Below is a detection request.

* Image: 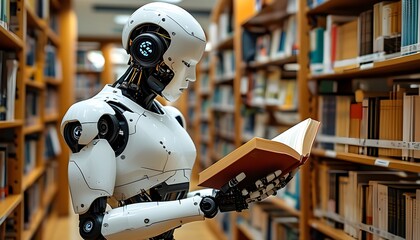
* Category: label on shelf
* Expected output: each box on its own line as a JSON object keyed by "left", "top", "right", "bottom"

{"left": 374, "top": 159, "right": 390, "bottom": 167}
{"left": 324, "top": 150, "right": 337, "bottom": 158}
{"left": 314, "top": 209, "right": 405, "bottom": 240}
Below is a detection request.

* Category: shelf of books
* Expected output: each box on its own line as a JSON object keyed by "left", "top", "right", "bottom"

{"left": 0, "top": 0, "right": 75, "bottom": 239}
{"left": 307, "top": 0, "right": 420, "bottom": 240}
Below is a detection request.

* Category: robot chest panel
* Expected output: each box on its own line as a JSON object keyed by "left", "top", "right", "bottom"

{"left": 116, "top": 110, "right": 196, "bottom": 178}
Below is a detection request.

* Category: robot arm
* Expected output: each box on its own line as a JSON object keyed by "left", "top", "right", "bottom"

{"left": 60, "top": 99, "right": 119, "bottom": 215}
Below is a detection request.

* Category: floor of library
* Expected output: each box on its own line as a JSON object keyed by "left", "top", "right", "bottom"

{"left": 49, "top": 203, "right": 220, "bottom": 240}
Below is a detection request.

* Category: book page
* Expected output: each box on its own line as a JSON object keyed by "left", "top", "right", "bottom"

{"left": 271, "top": 118, "right": 319, "bottom": 156}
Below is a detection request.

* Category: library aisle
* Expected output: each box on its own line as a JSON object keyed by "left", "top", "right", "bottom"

{"left": 48, "top": 202, "right": 220, "bottom": 240}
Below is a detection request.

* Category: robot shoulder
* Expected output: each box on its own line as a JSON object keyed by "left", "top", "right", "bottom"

{"left": 61, "top": 98, "right": 116, "bottom": 146}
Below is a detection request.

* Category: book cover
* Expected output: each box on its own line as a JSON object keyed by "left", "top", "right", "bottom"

{"left": 198, "top": 118, "right": 320, "bottom": 190}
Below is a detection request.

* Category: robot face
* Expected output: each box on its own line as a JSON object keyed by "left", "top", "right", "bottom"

{"left": 122, "top": 2, "right": 206, "bottom": 102}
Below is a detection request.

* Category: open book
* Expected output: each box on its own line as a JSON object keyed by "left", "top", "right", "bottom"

{"left": 198, "top": 118, "right": 321, "bottom": 189}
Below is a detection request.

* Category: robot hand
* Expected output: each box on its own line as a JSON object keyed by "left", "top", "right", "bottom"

{"left": 211, "top": 169, "right": 298, "bottom": 213}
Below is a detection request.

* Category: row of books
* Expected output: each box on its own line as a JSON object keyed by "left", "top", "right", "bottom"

{"left": 214, "top": 113, "right": 235, "bottom": 141}
{"left": 76, "top": 47, "right": 104, "bottom": 72}
{"left": 245, "top": 69, "right": 297, "bottom": 110}
{"left": 0, "top": 0, "right": 18, "bottom": 32}
{"left": 199, "top": 143, "right": 209, "bottom": 168}
{"left": 317, "top": 79, "right": 420, "bottom": 161}
{"left": 25, "top": 89, "right": 40, "bottom": 126}
{"left": 209, "top": 6, "right": 234, "bottom": 47}
{"left": 212, "top": 85, "right": 234, "bottom": 111}
{"left": 310, "top": 0, "right": 420, "bottom": 74}
{"left": 0, "top": 143, "right": 10, "bottom": 199}
{"left": 198, "top": 73, "right": 210, "bottom": 93}
{"left": 44, "top": 124, "right": 61, "bottom": 160}
{"left": 242, "top": 14, "right": 298, "bottom": 64}
{"left": 0, "top": 51, "right": 18, "bottom": 121}
{"left": 26, "top": 0, "right": 49, "bottom": 19}
{"left": 213, "top": 137, "right": 235, "bottom": 160}
{"left": 313, "top": 161, "right": 420, "bottom": 240}
{"left": 238, "top": 201, "right": 299, "bottom": 240}
{"left": 44, "top": 44, "right": 62, "bottom": 79}
{"left": 26, "top": 31, "right": 39, "bottom": 67}
{"left": 24, "top": 134, "right": 38, "bottom": 175}
{"left": 200, "top": 98, "right": 211, "bottom": 120}
{"left": 23, "top": 181, "right": 41, "bottom": 230}
{"left": 75, "top": 73, "right": 101, "bottom": 102}
{"left": 45, "top": 86, "right": 58, "bottom": 116}
{"left": 215, "top": 50, "right": 235, "bottom": 81}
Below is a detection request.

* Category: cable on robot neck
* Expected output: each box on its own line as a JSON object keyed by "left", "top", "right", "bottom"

{"left": 112, "top": 62, "right": 163, "bottom": 113}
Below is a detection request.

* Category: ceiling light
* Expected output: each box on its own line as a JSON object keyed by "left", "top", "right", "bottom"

{"left": 157, "top": 0, "right": 183, "bottom": 3}
{"left": 114, "top": 15, "right": 130, "bottom": 25}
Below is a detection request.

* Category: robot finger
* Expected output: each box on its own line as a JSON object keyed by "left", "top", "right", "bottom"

{"left": 254, "top": 169, "right": 282, "bottom": 189}
{"left": 220, "top": 172, "right": 246, "bottom": 193}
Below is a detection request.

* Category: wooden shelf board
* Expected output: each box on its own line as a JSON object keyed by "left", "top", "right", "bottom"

{"left": 243, "top": 0, "right": 290, "bottom": 30}
{"left": 212, "top": 105, "right": 235, "bottom": 113}
{"left": 46, "top": 27, "right": 60, "bottom": 47}
{"left": 76, "top": 68, "right": 102, "bottom": 74}
{"left": 310, "top": 52, "right": 420, "bottom": 80}
{"left": 215, "top": 35, "right": 234, "bottom": 51}
{"left": 25, "top": 79, "right": 45, "bottom": 90}
{"left": 45, "top": 77, "right": 62, "bottom": 85}
{"left": 23, "top": 123, "right": 44, "bottom": 135}
{"left": 312, "top": 148, "right": 420, "bottom": 173}
{"left": 309, "top": 219, "right": 355, "bottom": 240}
{"left": 266, "top": 196, "right": 301, "bottom": 217}
{"left": 22, "top": 166, "right": 45, "bottom": 191}
{"left": 0, "top": 194, "right": 22, "bottom": 225}
{"left": 307, "top": 0, "right": 380, "bottom": 16}
{"left": 0, "top": 27, "right": 24, "bottom": 50}
{"left": 244, "top": 55, "right": 297, "bottom": 70}
{"left": 44, "top": 112, "right": 59, "bottom": 123}
{"left": 214, "top": 74, "right": 235, "bottom": 85}
{"left": 26, "top": 4, "right": 47, "bottom": 30}
{"left": 0, "top": 120, "right": 23, "bottom": 129}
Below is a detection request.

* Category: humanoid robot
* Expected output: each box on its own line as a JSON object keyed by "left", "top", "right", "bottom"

{"left": 60, "top": 2, "right": 295, "bottom": 240}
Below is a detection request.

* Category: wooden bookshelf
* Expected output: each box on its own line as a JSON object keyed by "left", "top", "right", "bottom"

{"left": 0, "top": 0, "right": 76, "bottom": 238}
{"left": 309, "top": 219, "right": 355, "bottom": 240}
{"left": 306, "top": 0, "right": 420, "bottom": 239}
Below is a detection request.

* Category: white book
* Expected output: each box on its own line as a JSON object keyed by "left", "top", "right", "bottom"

{"left": 6, "top": 59, "right": 18, "bottom": 121}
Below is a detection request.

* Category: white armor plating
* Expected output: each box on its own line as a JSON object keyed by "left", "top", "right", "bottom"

{"left": 68, "top": 139, "right": 116, "bottom": 214}
{"left": 61, "top": 85, "right": 197, "bottom": 212}
{"left": 101, "top": 196, "right": 204, "bottom": 239}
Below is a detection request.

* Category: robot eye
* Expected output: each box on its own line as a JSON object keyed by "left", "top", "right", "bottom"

{"left": 139, "top": 41, "right": 153, "bottom": 57}
{"left": 130, "top": 32, "right": 167, "bottom": 68}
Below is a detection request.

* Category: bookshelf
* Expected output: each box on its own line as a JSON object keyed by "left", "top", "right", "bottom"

{"left": 190, "top": 0, "right": 313, "bottom": 239}
{"left": 307, "top": 1, "right": 420, "bottom": 240}
{"left": 190, "top": 0, "right": 420, "bottom": 240}
{"left": 0, "top": 0, "right": 76, "bottom": 239}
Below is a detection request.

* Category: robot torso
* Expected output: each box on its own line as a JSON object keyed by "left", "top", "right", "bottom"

{"left": 64, "top": 85, "right": 197, "bottom": 202}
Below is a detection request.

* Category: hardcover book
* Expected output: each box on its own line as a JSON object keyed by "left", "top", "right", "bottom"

{"left": 198, "top": 118, "right": 320, "bottom": 190}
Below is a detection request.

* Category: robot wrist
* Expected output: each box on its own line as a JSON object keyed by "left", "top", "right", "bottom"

{"left": 215, "top": 190, "right": 248, "bottom": 213}
{"left": 199, "top": 196, "right": 218, "bottom": 218}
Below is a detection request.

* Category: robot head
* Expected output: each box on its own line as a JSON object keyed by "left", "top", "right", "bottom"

{"left": 122, "top": 2, "right": 207, "bottom": 102}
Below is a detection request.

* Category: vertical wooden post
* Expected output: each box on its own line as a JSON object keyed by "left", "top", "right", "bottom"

{"left": 100, "top": 42, "right": 114, "bottom": 85}
{"left": 297, "top": 0, "right": 311, "bottom": 239}
{"left": 57, "top": 0, "right": 77, "bottom": 216}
